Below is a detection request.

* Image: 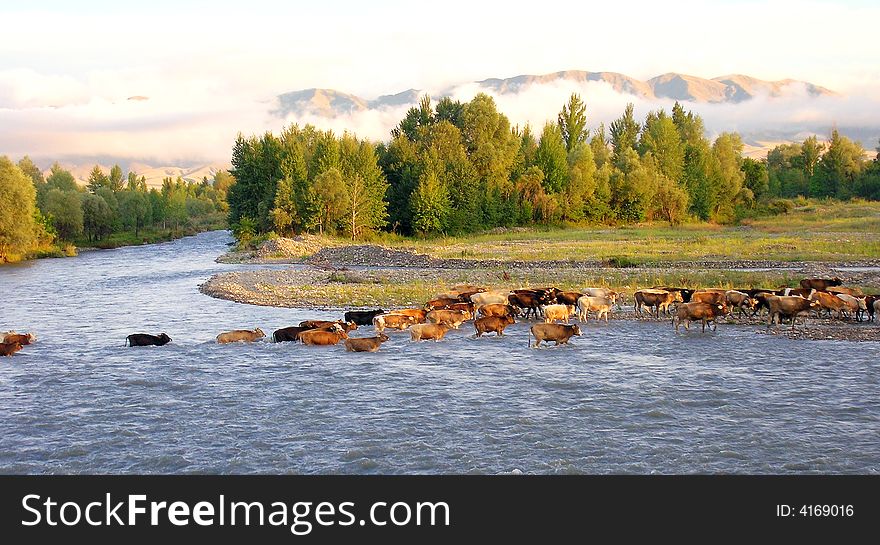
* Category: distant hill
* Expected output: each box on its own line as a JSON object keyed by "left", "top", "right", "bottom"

{"left": 273, "top": 70, "right": 836, "bottom": 117}
{"left": 36, "top": 159, "right": 230, "bottom": 189}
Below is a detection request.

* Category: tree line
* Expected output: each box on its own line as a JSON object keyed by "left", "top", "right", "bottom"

{"left": 0, "top": 157, "right": 230, "bottom": 262}
{"left": 228, "top": 93, "right": 880, "bottom": 240}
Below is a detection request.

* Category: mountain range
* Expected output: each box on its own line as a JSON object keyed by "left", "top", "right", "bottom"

{"left": 274, "top": 70, "right": 835, "bottom": 118}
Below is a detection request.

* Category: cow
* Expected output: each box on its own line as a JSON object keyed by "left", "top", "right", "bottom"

{"left": 775, "top": 287, "right": 815, "bottom": 298}
{"left": 299, "top": 320, "right": 358, "bottom": 332}
{"left": 576, "top": 295, "right": 613, "bottom": 322}
{"left": 0, "top": 332, "right": 36, "bottom": 345}
{"left": 555, "top": 291, "right": 584, "bottom": 307}
{"left": 389, "top": 308, "right": 428, "bottom": 323}
{"left": 273, "top": 326, "right": 315, "bottom": 343}
{"left": 542, "top": 304, "right": 574, "bottom": 324}
{"left": 691, "top": 291, "right": 727, "bottom": 306}
{"left": 474, "top": 315, "right": 515, "bottom": 337}
{"left": 724, "top": 290, "right": 757, "bottom": 318}
{"left": 455, "top": 290, "right": 486, "bottom": 303}
{"left": 529, "top": 323, "right": 581, "bottom": 347}
{"left": 767, "top": 296, "right": 821, "bottom": 329}
{"left": 836, "top": 293, "right": 867, "bottom": 321}
{"left": 477, "top": 303, "right": 518, "bottom": 318}
{"left": 373, "top": 313, "right": 417, "bottom": 332}
{"left": 0, "top": 342, "right": 23, "bottom": 357}
{"left": 800, "top": 277, "right": 842, "bottom": 291}
{"left": 653, "top": 287, "right": 695, "bottom": 303}
{"left": 874, "top": 298, "right": 880, "bottom": 322}
{"left": 809, "top": 291, "right": 850, "bottom": 319}
{"left": 634, "top": 289, "right": 682, "bottom": 317}
{"left": 673, "top": 302, "right": 727, "bottom": 332}
{"left": 126, "top": 333, "right": 172, "bottom": 347}
{"left": 426, "top": 309, "right": 470, "bottom": 329}
{"left": 343, "top": 309, "right": 386, "bottom": 326}
{"left": 216, "top": 328, "right": 265, "bottom": 344}
{"left": 424, "top": 297, "right": 461, "bottom": 311}
{"left": 471, "top": 290, "right": 511, "bottom": 307}
{"left": 750, "top": 291, "right": 777, "bottom": 316}
{"left": 443, "top": 302, "right": 475, "bottom": 316}
{"left": 410, "top": 323, "right": 452, "bottom": 341}
{"left": 300, "top": 327, "right": 348, "bottom": 346}
{"left": 865, "top": 295, "right": 879, "bottom": 322}
{"left": 826, "top": 286, "right": 865, "bottom": 298}
{"left": 344, "top": 333, "right": 390, "bottom": 352}
{"left": 508, "top": 291, "right": 552, "bottom": 319}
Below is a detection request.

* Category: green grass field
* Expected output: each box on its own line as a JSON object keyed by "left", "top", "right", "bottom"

{"left": 383, "top": 200, "right": 880, "bottom": 263}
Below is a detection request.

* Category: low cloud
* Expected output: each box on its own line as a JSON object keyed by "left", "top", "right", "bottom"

{"left": 2, "top": 69, "right": 879, "bottom": 168}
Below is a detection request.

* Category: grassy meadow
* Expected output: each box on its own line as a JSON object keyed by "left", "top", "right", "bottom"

{"left": 382, "top": 200, "right": 880, "bottom": 264}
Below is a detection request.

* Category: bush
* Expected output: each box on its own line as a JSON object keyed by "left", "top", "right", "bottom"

{"left": 603, "top": 255, "right": 640, "bottom": 268}
{"left": 767, "top": 199, "right": 795, "bottom": 215}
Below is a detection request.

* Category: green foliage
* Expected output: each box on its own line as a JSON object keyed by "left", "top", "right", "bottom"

{"left": 410, "top": 169, "right": 450, "bottom": 234}
{"left": 558, "top": 93, "right": 589, "bottom": 153}
{"left": 534, "top": 122, "right": 569, "bottom": 193}
{"left": 87, "top": 165, "right": 110, "bottom": 194}
{"left": 311, "top": 168, "right": 346, "bottom": 234}
{"left": 0, "top": 157, "right": 38, "bottom": 261}
{"left": 81, "top": 193, "right": 115, "bottom": 242}
{"left": 43, "top": 188, "right": 83, "bottom": 241}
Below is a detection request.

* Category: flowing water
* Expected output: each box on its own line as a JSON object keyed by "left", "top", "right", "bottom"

{"left": 1, "top": 231, "right": 878, "bottom": 474}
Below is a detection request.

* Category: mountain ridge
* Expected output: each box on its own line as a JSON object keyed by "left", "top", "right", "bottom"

{"left": 275, "top": 70, "right": 835, "bottom": 118}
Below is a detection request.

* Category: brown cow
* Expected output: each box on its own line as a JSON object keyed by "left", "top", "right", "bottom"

{"left": 474, "top": 315, "right": 515, "bottom": 337}
{"left": 767, "top": 296, "right": 821, "bottom": 329}
{"left": 691, "top": 291, "right": 727, "bottom": 306}
{"left": 444, "top": 302, "right": 475, "bottom": 316}
{"left": 299, "top": 320, "right": 358, "bottom": 332}
{"left": 410, "top": 323, "right": 452, "bottom": 341}
{"left": 0, "top": 332, "right": 36, "bottom": 345}
{"left": 216, "top": 328, "right": 265, "bottom": 344}
{"left": 389, "top": 308, "right": 428, "bottom": 323}
{"left": 555, "top": 291, "right": 584, "bottom": 306}
{"left": 344, "top": 333, "right": 390, "bottom": 352}
{"left": 673, "top": 302, "right": 727, "bottom": 332}
{"left": 826, "top": 286, "right": 865, "bottom": 298}
{"left": 0, "top": 342, "right": 23, "bottom": 357}
{"left": 529, "top": 323, "right": 581, "bottom": 347}
{"left": 800, "top": 277, "right": 842, "bottom": 291}
{"left": 836, "top": 294, "right": 867, "bottom": 321}
{"left": 725, "top": 290, "right": 756, "bottom": 318}
{"left": 300, "top": 327, "right": 348, "bottom": 346}
{"left": 424, "top": 297, "right": 461, "bottom": 310}
{"left": 634, "top": 289, "right": 682, "bottom": 317}
{"left": 809, "top": 291, "right": 849, "bottom": 319}
{"left": 373, "top": 313, "right": 417, "bottom": 332}
{"left": 477, "top": 303, "right": 518, "bottom": 318}
{"left": 426, "top": 309, "right": 470, "bottom": 328}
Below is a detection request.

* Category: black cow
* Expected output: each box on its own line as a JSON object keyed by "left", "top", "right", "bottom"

{"left": 126, "top": 333, "right": 171, "bottom": 347}
{"left": 273, "top": 326, "right": 314, "bottom": 343}
{"left": 343, "top": 309, "right": 386, "bottom": 326}
{"left": 509, "top": 291, "right": 553, "bottom": 319}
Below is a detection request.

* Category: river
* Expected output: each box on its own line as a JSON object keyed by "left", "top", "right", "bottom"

{"left": 0, "top": 231, "right": 878, "bottom": 474}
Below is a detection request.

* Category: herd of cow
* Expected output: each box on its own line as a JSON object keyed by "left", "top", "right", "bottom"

{"left": 2, "top": 277, "right": 876, "bottom": 357}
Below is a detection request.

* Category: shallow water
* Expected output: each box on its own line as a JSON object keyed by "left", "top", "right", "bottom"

{"left": 0, "top": 231, "right": 878, "bottom": 474}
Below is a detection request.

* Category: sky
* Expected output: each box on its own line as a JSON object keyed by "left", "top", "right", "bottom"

{"left": 1, "top": 0, "right": 878, "bottom": 165}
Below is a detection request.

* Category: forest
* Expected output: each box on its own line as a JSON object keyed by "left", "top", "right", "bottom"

{"left": 0, "top": 157, "right": 229, "bottom": 262}
{"left": 226, "top": 93, "right": 880, "bottom": 240}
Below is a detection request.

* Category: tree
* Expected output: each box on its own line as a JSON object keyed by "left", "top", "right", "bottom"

{"left": 86, "top": 165, "right": 110, "bottom": 194}
{"left": 741, "top": 158, "right": 769, "bottom": 202}
{"left": 108, "top": 164, "right": 125, "bottom": 192}
{"left": 562, "top": 143, "right": 597, "bottom": 222}
{"left": 671, "top": 101, "right": 705, "bottom": 145}
{"left": 43, "top": 188, "right": 83, "bottom": 240}
{"left": 410, "top": 169, "right": 450, "bottom": 234}
{"left": 126, "top": 171, "right": 147, "bottom": 192}
{"left": 81, "top": 194, "right": 115, "bottom": 242}
{"left": 17, "top": 156, "right": 45, "bottom": 187}
{"left": 711, "top": 133, "right": 745, "bottom": 221}
{"left": 213, "top": 171, "right": 235, "bottom": 193}
{"left": 638, "top": 110, "right": 684, "bottom": 182}
{"left": 0, "top": 157, "right": 38, "bottom": 261}
{"left": 590, "top": 123, "right": 610, "bottom": 169}
{"left": 534, "top": 123, "right": 569, "bottom": 193}
{"left": 801, "top": 136, "right": 822, "bottom": 178}
{"left": 812, "top": 130, "right": 865, "bottom": 198}
{"left": 312, "top": 168, "right": 346, "bottom": 234}
{"left": 558, "top": 93, "right": 589, "bottom": 153}
{"left": 609, "top": 103, "right": 640, "bottom": 166}
{"left": 118, "top": 190, "right": 152, "bottom": 236}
